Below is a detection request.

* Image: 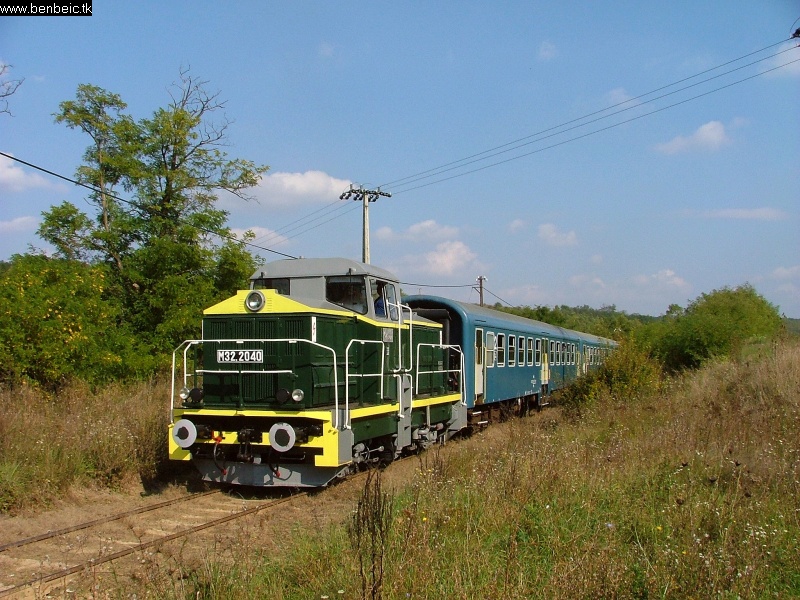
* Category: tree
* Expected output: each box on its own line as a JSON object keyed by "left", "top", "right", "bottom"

{"left": 0, "top": 63, "right": 23, "bottom": 116}
{"left": 641, "top": 284, "right": 782, "bottom": 370}
{"left": 39, "top": 71, "right": 269, "bottom": 356}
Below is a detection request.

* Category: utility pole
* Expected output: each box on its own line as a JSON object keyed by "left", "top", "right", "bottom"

{"left": 476, "top": 275, "right": 487, "bottom": 307}
{"left": 339, "top": 185, "right": 391, "bottom": 264}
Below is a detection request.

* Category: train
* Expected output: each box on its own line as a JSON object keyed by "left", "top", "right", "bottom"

{"left": 169, "top": 257, "right": 616, "bottom": 487}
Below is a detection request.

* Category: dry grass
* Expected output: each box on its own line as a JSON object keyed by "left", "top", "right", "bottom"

{"left": 4, "top": 341, "right": 798, "bottom": 598}
{"left": 171, "top": 339, "right": 798, "bottom": 599}
{"left": 0, "top": 379, "right": 169, "bottom": 512}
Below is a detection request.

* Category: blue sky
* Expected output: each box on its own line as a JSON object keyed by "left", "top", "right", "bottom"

{"left": 1, "top": 2, "right": 798, "bottom": 316}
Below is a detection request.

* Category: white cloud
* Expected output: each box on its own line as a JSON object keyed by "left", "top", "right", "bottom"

{"left": 0, "top": 154, "right": 65, "bottom": 192}
{"left": 318, "top": 42, "right": 335, "bottom": 58}
{"left": 569, "top": 273, "right": 607, "bottom": 290}
{"left": 500, "top": 283, "right": 548, "bottom": 306}
{"left": 590, "top": 254, "right": 603, "bottom": 265}
{"left": 538, "top": 41, "right": 557, "bottom": 62}
{"left": 508, "top": 219, "right": 526, "bottom": 233}
{"left": 695, "top": 207, "right": 788, "bottom": 221}
{"left": 771, "top": 265, "right": 800, "bottom": 280}
{"left": 420, "top": 241, "right": 477, "bottom": 276}
{"left": 251, "top": 170, "right": 352, "bottom": 210}
{"left": 538, "top": 223, "right": 577, "bottom": 247}
{"left": 376, "top": 219, "right": 459, "bottom": 242}
{"left": 633, "top": 269, "right": 690, "bottom": 291}
{"left": 655, "top": 121, "right": 730, "bottom": 154}
{"left": 231, "top": 226, "right": 289, "bottom": 248}
{"left": 764, "top": 41, "right": 800, "bottom": 77}
{"left": 392, "top": 240, "right": 479, "bottom": 278}
{"left": 0, "top": 215, "right": 38, "bottom": 234}
{"left": 604, "top": 87, "right": 636, "bottom": 107}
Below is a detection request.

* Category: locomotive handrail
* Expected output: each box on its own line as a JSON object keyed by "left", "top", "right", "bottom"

{"left": 170, "top": 338, "right": 341, "bottom": 427}
{"left": 400, "top": 303, "right": 413, "bottom": 372}
{"left": 344, "top": 338, "right": 386, "bottom": 430}
{"left": 414, "top": 343, "right": 466, "bottom": 406}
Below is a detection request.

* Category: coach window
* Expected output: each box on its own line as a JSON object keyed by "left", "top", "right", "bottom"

{"left": 486, "top": 332, "right": 496, "bottom": 367}
{"left": 527, "top": 338, "right": 534, "bottom": 366}
{"left": 535, "top": 338, "right": 542, "bottom": 365}
{"left": 549, "top": 340, "right": 555, "bottom": 365}
{"left": 518, "top": 336, "right": 525, "bottom": 366}
{"left": 508, "top": 335, "right": 516, "bottom": 367}
{"left": 497, "top": 333, "right": 506, "bottom": 366}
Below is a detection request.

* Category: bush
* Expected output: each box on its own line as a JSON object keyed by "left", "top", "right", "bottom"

{"left": 557, "top": 340, "right": 662, "bottom": 418}
{"left": 0, "top": 254, "right": 156, "bottom": 387}
{"left": 639, "top": 284, "right": 782, "bottom": 371}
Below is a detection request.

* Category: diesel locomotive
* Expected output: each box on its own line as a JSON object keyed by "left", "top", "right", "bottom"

{"left": 169, "top": 257, "right": 615, "bottom": 487}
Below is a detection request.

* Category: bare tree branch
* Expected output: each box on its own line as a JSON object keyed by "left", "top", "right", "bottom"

{"left": 0, "top": 63, "right": 24, "bottom": 116}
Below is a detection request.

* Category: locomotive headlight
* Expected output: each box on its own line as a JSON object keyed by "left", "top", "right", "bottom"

{"left": 179, "top": 387, "right": 204, "bottom": 404}
{"left": 291, "top": 388, "right": 305, "bottom": 402}
{"left": 245, "top": 290, "right": 265, "bottom": 312}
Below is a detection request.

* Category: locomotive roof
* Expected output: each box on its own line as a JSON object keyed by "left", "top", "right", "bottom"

{"left": 404, "top": 295, "right": 617, "bottom": 346}
{"left": 250, "top": 257, "right": 399, "bottom": 282}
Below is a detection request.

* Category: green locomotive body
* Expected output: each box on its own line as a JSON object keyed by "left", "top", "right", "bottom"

{"left": 169, "top": 258, "right": 466, "bottom": 487}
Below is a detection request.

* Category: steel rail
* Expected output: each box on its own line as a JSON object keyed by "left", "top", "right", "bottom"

{"left": 0, "top": 489, "right": 221, "bottom": 554}
{"left": 0, "top": 490, "right": 310, "bottom": 598}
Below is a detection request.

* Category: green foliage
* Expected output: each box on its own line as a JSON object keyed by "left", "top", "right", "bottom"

{"left": 0, "top": 254, "right": 151, "bottom": 387}
{"left": 16, "top": 71, "right": 266, "bottom": 383}
{"left": 638, "top": 284, "right": 782, "bottom": 370}
{"left": 557, "top": 340, "right": 662, "bottom": 417}
{"left": 497, "top": 303, "right": 654, "bottom": 341}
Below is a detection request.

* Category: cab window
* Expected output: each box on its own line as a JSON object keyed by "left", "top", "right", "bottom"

{"left": 252, "top": 277, "right": 290, "bottom": 295}
{"left": 370, "top": 277, "right": 398, "bottom": 319}
{"left": 326, "top": 276, "right": 367, "bottom": 314}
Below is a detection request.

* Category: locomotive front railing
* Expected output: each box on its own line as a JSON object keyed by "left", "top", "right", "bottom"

{"left": 170, "top": 338, "right": 342, "bottom": 427}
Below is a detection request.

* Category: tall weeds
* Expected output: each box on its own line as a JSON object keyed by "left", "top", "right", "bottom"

{"left": 0, "top": 379, "right": 169, "bottom": 512}
{"left": 348, "top": 469, "right": 394, "bottom": 600}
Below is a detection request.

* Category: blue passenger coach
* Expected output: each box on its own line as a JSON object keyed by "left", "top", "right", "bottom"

{"left": 405, "top": 296, "right": 616, "bottom": 419}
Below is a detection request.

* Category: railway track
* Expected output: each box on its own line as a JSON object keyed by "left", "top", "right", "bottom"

{"left": 0, "top": 486, "right": 310, "bottom": 598}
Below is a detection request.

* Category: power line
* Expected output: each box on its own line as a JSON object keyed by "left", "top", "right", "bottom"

{"left": 264, "top": 38, "right": 798, "bottom": 246}
{"left": 379, "top": 39, "right": 789, "bottom": 191}
{"left": 385, "top": 43, "right": 800, "bottom": 194}
{"left": 390, "top": 54, "right": 800, "bottom": 195}
{"left": 0, "top": 150, "right": 299, "bottom": 260}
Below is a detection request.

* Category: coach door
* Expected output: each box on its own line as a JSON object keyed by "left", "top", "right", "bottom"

{"left": 474, "top": 328, "right": 485, "bottom": 403}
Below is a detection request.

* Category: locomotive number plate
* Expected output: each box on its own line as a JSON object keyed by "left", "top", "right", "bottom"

{"left": 216, "top": 349, "right": 263, "bottom": 363}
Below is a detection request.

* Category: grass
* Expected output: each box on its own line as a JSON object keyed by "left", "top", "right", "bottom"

{"left": 0, "top": 378, "right": 169, "bottom": 512}
{"left": 147, "top": 340, "right": 798, "bottom": 599}
{"left": 2, "top": 340, "right": 798, "bottom": 598}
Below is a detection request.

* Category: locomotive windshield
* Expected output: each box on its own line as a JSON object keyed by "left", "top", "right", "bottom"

{"left": 326, "top": 275, "right": 368, "bottom": 314}
{"left": 251, "top": 277, "right": 290, "bottom": 295}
